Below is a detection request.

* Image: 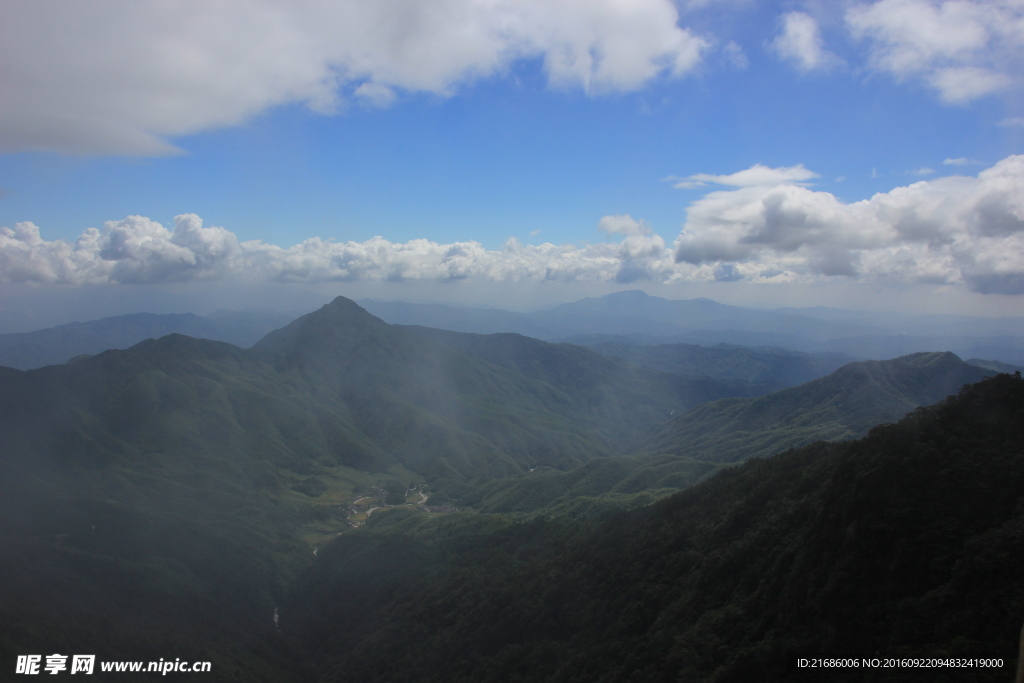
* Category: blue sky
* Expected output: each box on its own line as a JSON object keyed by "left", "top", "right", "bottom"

{"left": 2, "top": 0, "right": 1024, "bottom": 327}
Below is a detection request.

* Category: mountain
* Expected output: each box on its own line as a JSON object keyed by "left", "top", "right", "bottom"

{"left": 0, "top": 309, "right": 297, "bottom": 370}
{"left": 2, "top": 295, "right": 1017, "bottom": 681}
{"left": 362, "top": 290, "right": 874, "bottom": 342}
{"left": 637, "top": 351, "right": 991, "bottom": 463}
{"left": 0, "top": 296, "right": 767, "bottom": 678}
{"left": 248, "top": 298, "right": 764, "bottom": 477}
{"left": 566, "top": 336, "right": 854, "bottom": 395}
{"left": 282, "top": 372, "right": 1024, "bottom": 683}
{"left": 448, "top": 351, "right": 992, "bottom": 515}
{"left": 356, "top": 299, "right": 545, "bottom": 337}
{"left": 529, "top": 290, "right": 871, "bottom": 339}
{"left": 361, "top": 290, "right": 1024, "bottom": 365}
{"left": 968, "top": 357, "right": 1024, "bottom": 374}
{"left": 0, "top": 297, "right": 744, "bottom": 500}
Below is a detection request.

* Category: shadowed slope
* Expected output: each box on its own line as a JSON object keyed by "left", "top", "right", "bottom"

{"left": 637, "top": 351, "right": 991, "bottom": 463}
{"left": 283, "top": 373, "right": 1024, "bottom": 683}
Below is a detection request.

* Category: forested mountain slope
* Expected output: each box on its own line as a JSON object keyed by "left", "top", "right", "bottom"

{"left": 638, "top": 351, "right": 990, "bottom": 463}
{"left": 283, "top": 372, "right": 1024, "bottom": 683}
{"left": 569, "top": 336, "right": 854, "bottom": 395}
{"left": 2, "top": 296, "right": 1013, "bottom": 681}
{"left": 0, "top": 297, "right": 754, "bottom": 678}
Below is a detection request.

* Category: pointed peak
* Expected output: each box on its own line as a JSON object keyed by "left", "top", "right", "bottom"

{"left": 250, "top": 296, "right": 389, "bottom": 362}
{"left": 317, "top": 295, "right": 383, "bottom": 316}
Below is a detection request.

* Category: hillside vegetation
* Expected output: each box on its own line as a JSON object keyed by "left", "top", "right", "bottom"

{"left": 568, "top": 337, "right": 854, "bottom": 395}
{"left": 284, "top": 373, "right": 1024, "bottom": 683}
{"left": 638, "top": 351, "right": 989, "bottom": 463}
{"left": 0, "top": 296, "right": 1013, "bottom": 681}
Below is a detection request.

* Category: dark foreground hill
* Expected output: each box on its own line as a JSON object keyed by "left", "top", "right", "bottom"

{"left": 283, "top": 372, "right": 1024, "bottom": 683}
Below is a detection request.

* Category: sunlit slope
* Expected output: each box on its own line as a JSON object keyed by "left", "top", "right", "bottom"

{"left": 283, "top": 373, "right": 1024, "bottom": 683}
{"left": 637, "top": 351, "right": 991, "bottom": 463}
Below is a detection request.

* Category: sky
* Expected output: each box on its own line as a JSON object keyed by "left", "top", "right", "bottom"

{"left": 2, "top": 0, "right": 1024, "bottom": 330}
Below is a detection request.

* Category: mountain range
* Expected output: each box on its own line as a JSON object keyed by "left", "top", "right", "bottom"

{"left": 6, "top": 289, "right": 1024, "bottom": 372}
{"left": 0, "top": 309, "right": 296, "bottom": 370}
{"left": 361, "top": 290, "right": 1024, "bottom": 364}
{"left": 1, "top": 295, "right": 1020, "bottom": 680}
{"left": 285, "top": 372, "right": 1024, "bottom": 683}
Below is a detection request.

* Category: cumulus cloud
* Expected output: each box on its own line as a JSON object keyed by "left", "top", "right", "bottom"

{"left": 598, "top": 215, "right": 651, "bottom": 236}
{"left": 770, "top": 12, "right": 842, "bottom": 73}
{"left": 0, "top": 213, "right": 677, "bottom": 288}
{"left": 5, "top": 158, "right": 1024, "bottom": 294}
{"left": 847, "top": 0, "right": 1024, "bottom": 103}
{"left": 0, "top": 0, "right": 709, "bottom": 156}
{"left": 673, "top": 156, "right": 1024, "bottom": 293}
{"left": 667, "top": 163, "right": 819, "bottom": 189}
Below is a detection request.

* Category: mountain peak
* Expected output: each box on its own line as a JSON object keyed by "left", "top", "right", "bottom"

{"left": 250, "top": 296, "right": 389, "bottom": 367}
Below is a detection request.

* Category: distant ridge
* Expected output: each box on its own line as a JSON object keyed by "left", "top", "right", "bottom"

{"left": 569, "top": 336, "right": 855, "bottom": 395}
{"left": 638, "top": 351, "right": 990, "bottom": 463}
{"left": 0, "top": 309, "right": 297, "bottom": 370}
{"left": 361, "top": 290, "right": 1024, "bottom": 365}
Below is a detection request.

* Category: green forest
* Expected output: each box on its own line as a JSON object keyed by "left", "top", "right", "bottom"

{"left": 0, "top": 297, "right": 1020, "bottom": 681}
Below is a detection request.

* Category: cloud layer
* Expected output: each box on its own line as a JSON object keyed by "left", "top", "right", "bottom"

{"left": 4, "top": 157, "right": 1024, "bottom": 294}
{"left": 0, "top": 0, "right": 707, "bottom": 155}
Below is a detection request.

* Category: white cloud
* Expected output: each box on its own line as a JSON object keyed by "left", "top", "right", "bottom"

{"left": 0, "top": 0, "right": 708, "bottom": 156}
{"left": 943, "top": 157, "right": 983, "bottom": 166}
{"left": 6, "top": 158, "right": 1024, "bottom": 294}
{"left": 929, "top": 66, "right": 1011, "bottom": 104}
{"left": 668, "top": 163, "right": 819, "bottom": 189}
{"left": 770, "top": 12, "right": 841, "bottom": 73}
{"left": 847, "top": 0, "right": 1024, "bottom": 103}
{"left": 354, "top": 83, "right": 398, "bottom": 109}
{"left": 673, "top": 156, "right": 1024, "bottom": 293}
{"left": 598, "top": 215, "right": 651, "bottom": 236}
{"left": 0, "top": 213, "right": 677, "bottom": 287}
{"left": 998, "top": 117, "right": 1024, "bottom": 128}
{"left": 723, "top": 41, "right": 749, "bottom": 70}
{"left": 909, "top": 167, "right": 935, "bottom": 175}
